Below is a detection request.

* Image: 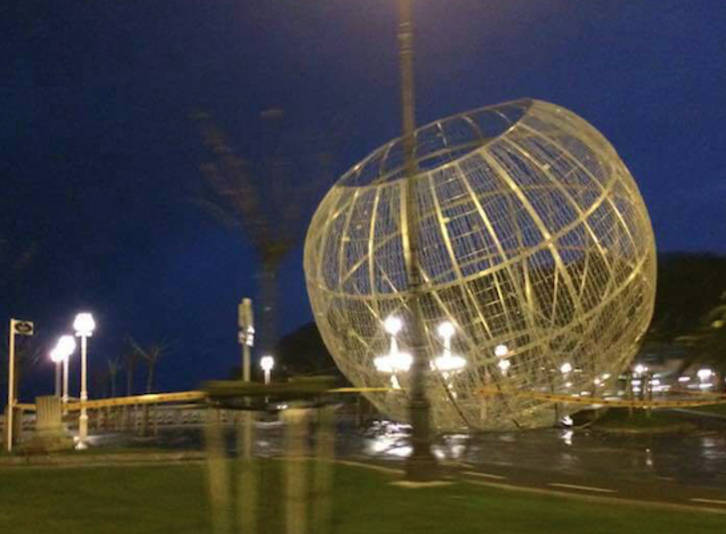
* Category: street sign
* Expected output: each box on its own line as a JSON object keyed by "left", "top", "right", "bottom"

{"left": 238, "top": 298, "right": 253, "bottom": 329}
{"left": 12, "top": 320, "right": 34, "bottom": 336}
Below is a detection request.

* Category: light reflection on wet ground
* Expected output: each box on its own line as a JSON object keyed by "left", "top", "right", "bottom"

{"left": 109, "top": 411, "right": 726, "bottom": 490}
{"left": 360, "top": 419, "right": 726, "bottom": 489}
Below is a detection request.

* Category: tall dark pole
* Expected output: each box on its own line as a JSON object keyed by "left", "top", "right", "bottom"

{"left": 398, "top": 0, "right": 439, "bottom": 481}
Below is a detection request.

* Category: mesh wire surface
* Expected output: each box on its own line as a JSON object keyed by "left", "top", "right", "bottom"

{"left": 304, "top": 99, "right": 657, "bottom": 431}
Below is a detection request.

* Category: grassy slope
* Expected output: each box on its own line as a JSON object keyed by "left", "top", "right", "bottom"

{"left": 0, "top": 462, "right": 723, "bottom": 534}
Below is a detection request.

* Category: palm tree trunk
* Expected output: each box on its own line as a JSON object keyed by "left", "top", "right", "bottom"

{"left": 127, "top": 361, "right": 135, "bottom": 396}
{"left": 146, "top": 361, "right": 155, "bottom": 394}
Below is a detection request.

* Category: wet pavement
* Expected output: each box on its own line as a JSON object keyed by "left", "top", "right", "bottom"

{"left": 91, "top": 409, "right": 726, "bottom": 506}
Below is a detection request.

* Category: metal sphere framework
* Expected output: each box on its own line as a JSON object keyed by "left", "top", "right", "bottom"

{"left": 304, "top": 99, "right": 656, "bottom": 431}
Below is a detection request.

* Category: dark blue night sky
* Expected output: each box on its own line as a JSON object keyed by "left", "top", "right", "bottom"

{"left": 2, "top": 0, "right": 725, "bottom": 399}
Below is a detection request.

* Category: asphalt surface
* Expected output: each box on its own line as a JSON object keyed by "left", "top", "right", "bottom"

{"left": 61, "top": 409, "right": 726, "bottom": 513}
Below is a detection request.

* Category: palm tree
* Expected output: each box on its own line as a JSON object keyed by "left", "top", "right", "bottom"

{"left": 193, "top": 110, "right": 336, "bottom": 359}
{"left": 107, "top": 357, "right": 121, "bottom": 398}
{"left": 125, "top": 338, "right": 173, "bottom": 394}
{"left": 125, "top": 351, "right": 137, "bottom": 396}
{"left": 125, "top": 338, "right": 173, "bottom": 436}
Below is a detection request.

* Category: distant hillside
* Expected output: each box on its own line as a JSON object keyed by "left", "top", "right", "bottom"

{"left": 652, "top": 253, "right": 726, "bottom": 337}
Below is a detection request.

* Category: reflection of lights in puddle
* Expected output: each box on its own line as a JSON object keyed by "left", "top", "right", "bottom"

{"left": 368, "top": 435, "right": 412, "bottom": 457}
{"left": 561, "top": 430, "right": 574, "bottom": 446}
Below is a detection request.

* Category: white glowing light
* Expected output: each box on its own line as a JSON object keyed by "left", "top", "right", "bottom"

{"left": 57, "top": 335, "right": 76, "bottom": 357}
{"left": 497, "top": 358, "right": 511, "bottom": 372}
{"left": 634, "top": 364, "right": 647, "bottom": 375}
{"left": 384, "top": 316, "right": 403, "bottom": 335}
{"left": 374, "top": 352, "right": 413, "bottom": 373}
{"left": 494, "top": 344, "right": 509, "bottom": 358}
{"left": 697, "top": 369, "right": 713, "bottom": 381}
{"left": 73, "top": 313, "right": 96, "bottom": 337}
{"left": 433, "top": 354, "right": 467, "bottom": 373}
{"left": 560, "top": 362, "right": 573, "bottom": 374}
{"left": 260, "top": 355, "right": 275, "bottom": 372}
{"left": 437, "top": 321, "right": 455, "bottom": 340}
{"left": 49, "top": 347, "right": 66, "bottom": 364}
{"left": 678, "top": 376, "right": 691, "bottom": 383}
{"left": 390, "top": 375, "right": 402, "bottom": 390}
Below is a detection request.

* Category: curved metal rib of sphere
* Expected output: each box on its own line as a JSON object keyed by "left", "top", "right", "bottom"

{"left": 304, "top": 99, "right": 656, "bottom": 432}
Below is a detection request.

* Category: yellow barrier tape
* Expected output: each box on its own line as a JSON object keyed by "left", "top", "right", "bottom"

{"left": 476, "top": 386, "right": 726, "bottom": 408}
{"left": 18, "top": 386, "right": 724, "bottom": 413}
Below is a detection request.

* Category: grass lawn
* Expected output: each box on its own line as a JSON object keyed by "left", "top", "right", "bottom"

{"left": 0, "top": 461, "right": 723, "bottom": 534}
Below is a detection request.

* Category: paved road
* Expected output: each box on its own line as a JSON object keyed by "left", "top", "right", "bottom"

{"left": 348, "top": 413, "right": 726, "bottom": 512}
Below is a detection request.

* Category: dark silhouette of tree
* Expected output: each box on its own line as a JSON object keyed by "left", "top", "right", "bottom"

{"left": 126, "top": 338, "right": 173, "bottom": 394}
{"left": 273, "top": 322, "right": 346, "bottom": 382}
{"left": 107, "top": 357, "right": 121, "bottom": 398}
{"left": 193, "top": 109, "right": 337, "bottom": 360}
{"left": 650, "top": 254, "right": 726, "bottom": 336}
{"left": 124, "top": 346, "right": 140, "bottom": 396}
{"left": 675, "top": 291, "right": 726, "bottom": 390}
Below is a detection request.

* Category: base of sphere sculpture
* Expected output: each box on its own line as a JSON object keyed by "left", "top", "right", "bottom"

{"left": 304, "top": 99, "right": 656, "bottom": 432}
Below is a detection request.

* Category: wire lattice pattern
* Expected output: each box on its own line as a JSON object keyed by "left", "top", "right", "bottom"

{"left": 304, "top": 99, "right": 657, "bottom": 431}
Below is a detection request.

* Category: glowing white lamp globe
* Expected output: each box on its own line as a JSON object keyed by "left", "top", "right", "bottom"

{"left": 384, "top": 316, "right": 403, "bottom": 336}
{"left": 50, "top": 347, "right": 65, "bottom": 364}
{"left": 260, "top": 355, "right": 275, "bottom": 372}
{"left": 57, "top": 335, "right": 77, "bottom": 357}
{"left": 494, "top": 345, "right": 509, "bottom": 358}
{"left": 73, "top": 313, "right": 96, "bottom": 337}
{"left": 304, "top": 99, "right": 657, "bottom": 431}
{"left": 437, "top": 321, "right": 455, "bottom": 340}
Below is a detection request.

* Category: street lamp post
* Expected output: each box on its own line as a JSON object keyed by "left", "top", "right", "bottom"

{"left": 73, "top": 313, "right": 95, "bottom": 450}
{"left": 50, "top": 348, "right": 63, "bottom": 398}
{"left": 238, "top": 298, "right": 255, "bottom": 382}
{"left": 56, "top": 335, "right": 76, "bottom": 407}
{"left": 396, "top": 0, "right": 439, "bottom": 481}
{"left": 260, "top": 355, "right": 275, "bottom": 385}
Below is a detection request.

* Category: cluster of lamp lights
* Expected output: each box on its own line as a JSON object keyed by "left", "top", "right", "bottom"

{"left": 373, "top": 317, "right": 468, "bottom": 388}
{"left": 371, "top": 317, "right": 586, "bottom": 381}
{"left": 49, "top": 312, "right": 96, "bottom": 450}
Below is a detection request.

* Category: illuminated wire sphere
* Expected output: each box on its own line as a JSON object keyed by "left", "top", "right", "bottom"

{"left": 304, "top": 99, "right": 656, "bottom": 431}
